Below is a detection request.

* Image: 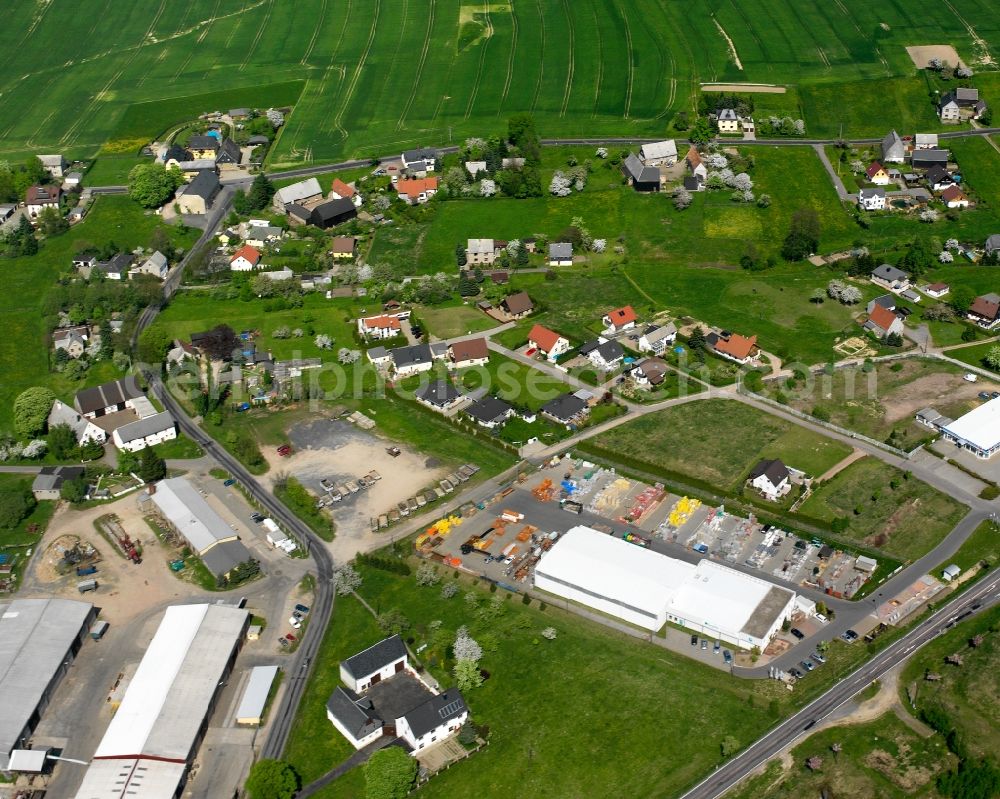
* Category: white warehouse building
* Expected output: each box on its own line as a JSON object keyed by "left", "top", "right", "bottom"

{"left": 941, "top": 396, "right": 1000, "bottom": 459}
{"left": 74, "top": 603, "right": 248, "bottom": 799}
{"left": 534, "top": 526, "right": 796, "bottom": 650}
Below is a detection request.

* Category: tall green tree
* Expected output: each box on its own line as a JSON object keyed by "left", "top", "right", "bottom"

{"left": 48, "top": 423, "right": 79, "bottom": 459}
{"left": 364, "top": 748, "right": 418, "bottom": 799}
{"left": 138, "top": 447, "right": 166, "bottom": 482}
{"left": 128, "top": 163, "right": 183, "bottom": 209}
{"left": 247, "top": 173, "right": 276, "bottom": 210}
{"left": 138, "top": 326, "right": 172, "bottom": 364}
{"left": 0, "top": 483, "right": 36, "bottom": 528}
{"left": 13, "top": 387, "right": 56, "bottom": 439}
{"left": 245, "top": 759, "right": 298, "bottom": 799}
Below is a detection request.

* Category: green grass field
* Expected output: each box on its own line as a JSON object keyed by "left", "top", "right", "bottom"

{"left": 934, "top": 520, "right": 1000, "bottom": 575}
{"left": 801, "top": 458, "right": 967, "bottom": 561}
{"left": 5, "top": 0, "right": 1000, "bottom": 169}
{"left": 419, "top": 304, "right": 499, "bottom": 339}
{"left": 588, "top": 398, "right": 852, "bottom": 490}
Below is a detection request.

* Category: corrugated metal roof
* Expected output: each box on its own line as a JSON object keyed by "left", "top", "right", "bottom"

{"left": 234, "top": 665, "right": 279, "bottom": 723}
{"left": 149, "top": 477, "right": 238, "bottom": 554}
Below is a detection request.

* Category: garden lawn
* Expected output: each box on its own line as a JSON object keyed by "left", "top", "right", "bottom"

{"left": 419, "top": 304, "right": 499, "bottom": 339}
{"left": 948, "top": 136, "right": 1000, "bottom": 212}
{"left": 458, "top": 352, "right": 574, "bottom": 412}
{"left": 285, "top": 563, "right": 790, "bottom": 799}
{"left": 800, "top": 458, "right": 966, "bottom": 561}
{"left": 934, "top": 520, "right": 1000, "bottom": 575}
{"left": 587, "top": 399, "right": 851, "bottom": 490}
{"left": 0, "top": 195, "right": 197, "bottom": 434}
{"left": 900, "top": 604, "right": 1000, "bottom": 762}
{"left": 948, "top": 341, "right": 1000, "bottom": 373}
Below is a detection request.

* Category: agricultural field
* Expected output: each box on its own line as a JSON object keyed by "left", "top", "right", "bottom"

{"left": 763, "top": 358, "right": 999, "bottom": 451}
{"left": 586, "top": 398, "right": 853, "bottom": 491}
{"left": 284, "top": 560, "right": 792, "bottom": 799}
{"left": 6, "top": 0, "right": 1000, "bottom": 170}
{"left": 800, "top": 458, "right": 967, "bottom": 561}
{"left": 0, "top": 196, "right": 197, "bottom": 434}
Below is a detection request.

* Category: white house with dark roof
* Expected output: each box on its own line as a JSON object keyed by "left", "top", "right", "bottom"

{"left": 717, "top": 108, "right": 740, "bottom": 133}
{"left": 871, "top": 263, "right": 910, "bottom": 292}
{"left": 880, "top": 130, "right": 906, "bottom": 163}
{"left": 111, "top": 411, "right": 177, "bottom": 453}
{"left": 579, "top": 338, "right": 624, "bottom": 371}
{"left": 548, "top": 242, "right": 573, "bottom": 266}
{"left": 465, "top": 396, "right": 514, "bottom": 428}
{"left": 415, "top": 381, "right": 465, "bottom": 413}
{"left": 858, "top": 187, "right": 886, "bottom": 211}
{"left": 129, "top": 250, "right": 168, "bottom": 280}
{"left": 48, "top": 399, "right": 106, "bottom": 445}
{"left": 340, "top": 635, "right": 408, "bottom": 692}
{"left": 74, "top": 376, "right": 144, "bottom": 419}
{"left": 748, "top": 459, "right": 791, "bottom": 501}
{"left": 638, "top": 323, "right": 677, "bottom": 355}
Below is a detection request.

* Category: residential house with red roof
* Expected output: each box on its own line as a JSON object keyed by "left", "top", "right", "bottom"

{"left": 357, "top": 314, "right": 403, "bottom": 341}
{"left": 941, "top": 185, "right": 970, "bottom": 208}
{"left": 707, "top": 331, "right": 760, "bottom": 365}
{"left": 968, "top": 293, "right": 1000, "bottom": 330}
{"left": 396, "top": 177, "right": 438, "bottom": 204}
{"left": 230, "top": 245, "right": 262, "bottom": 271}
{"left": 602, "top": 305, "right": 637, "bottom": 333}
{"left": 863, "top": 304, "right": 903, "bottom": 340}
{"left": 527, "top": 324, "right": 570, "bottom": 363}
{"left": 447, "top": 338, "right": 490, "bottom": 369}
{"left": 865, "top": 162, "right": 890, "bottom": 185}
{"left": 331, "top": 179, "right": 362, "bottom": 208}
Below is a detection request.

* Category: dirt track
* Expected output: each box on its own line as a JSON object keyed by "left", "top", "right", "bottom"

{"left": 905, "top": 44, "right": 967, "bottom": 69}
{"left": 700, "top": 83, "right": 787, "bottom": 94}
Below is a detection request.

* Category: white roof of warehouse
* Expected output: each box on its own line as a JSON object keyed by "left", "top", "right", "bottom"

{"left": 640, "top": 140, "right": 677, "bottom": 161}
{"left": 0, "top": 599, "right": 93, "bottom": 769}
{"left": 149, "top": 477, "right": 237, "bottom": 554}
{"left": 942, "top": 397, "right": 1000, "bottom": 451}
{"left": 235, "top": 665, "right": 280, "bottom": 722}
{"left": 534, "top": 526, "right": 693, "bottom": 617}
{"left": 74, "top": 758, "right": 187, "bottom": 799}
{"left": 92, "top": 604, "right": 247, "bottom": 762}
{"left": 666, "top": 559, "right": 794, "bottom": 641}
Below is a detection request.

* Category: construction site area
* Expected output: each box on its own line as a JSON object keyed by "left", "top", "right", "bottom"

{"left": 415, "top": 455, "right": 878, "bottom": 601}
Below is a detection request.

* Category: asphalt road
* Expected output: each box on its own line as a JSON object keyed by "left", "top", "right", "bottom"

{"left": 679, "top": 568, "right": 1000, "bottom": 799}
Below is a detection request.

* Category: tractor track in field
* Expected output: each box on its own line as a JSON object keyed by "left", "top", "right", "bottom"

{"left": 464, "top": 1, "right": 493, "bottom": 119}
{"left": 318, "top": 0, "right": 353, "bottom": 138}
{"left": 139, "top": 50, "right": 170, "bottom": 89}
{"left": 500, "top": 0, "right": 519, "bottom": 108}
{"left": 589, "top": 2, "right": 603, "bottom": 117}
{"left": 529, "top": 0, "right": 546, "bottom": 112}
{"left": 398, "top": 0, "right": 433, "bottom": 131}
{"left": 620, "top": 4, "right": 636, "bottom": 117}
{"left": 830, "top": 0, "right": 891, "bottom": 72}
{"left": 558, "top": 0, "right": 575, "bottom": 117}
{"left": 240, "top": 0, "right": 274, "bottom": 72}
{"left": 300, "top": 0, "right": 328, "bottom": 66}
{"left": 331, "top": 0, "right": 381, "bottom": 141}
{"left": 177, "top": 0, "right": 221, "bottom": 75}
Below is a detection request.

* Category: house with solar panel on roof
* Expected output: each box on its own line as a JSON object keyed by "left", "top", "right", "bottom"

{"left": 327, "top": 634, "right": 469, "bottom": 752}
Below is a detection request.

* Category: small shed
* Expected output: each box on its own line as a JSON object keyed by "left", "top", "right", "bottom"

{"left": 942, "top": 564, "right": 961, "bottom": 582}
{"left": 235, "top": 665, "right": 280, "bottom": 725}
{"left": 247, "top": 624, "right": 262, "bottom": 641}
{"left": 854, "top": 555, "right": 878, "bottom": 573}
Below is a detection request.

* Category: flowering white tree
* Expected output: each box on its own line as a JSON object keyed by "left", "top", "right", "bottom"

{"left": 956, "top": 66, "right": 974, "bottom": 78}
{"left": 717, "top": 168, "right": 736, "bottom": 186}
{"left": 415, "top": 563, "right": 440, "bottom": 587}
{"left": 850, "top": 160, "right": 865, "bottom": 173}
{"left": 705, "top": 153, "right": 728, "bottom": 169}
{"left": 591, "top": 238, "right": 607, "bottom": 253}
{"left": 541, "top": 627, "right": 557, "bottom": 640}
{"left": 794, "top": 119, "right": 806, "bottom": 135}
{"left": 454, "top": 626, "right": 483, "bottom": 663}
{"left": 480, "top": 179, "right": 496, "bottom": 197}
{"left": 314, "top": 334, "right": 334, "bottom": 349}
{"left": 0, "top": 443, "right": 23, "bottom": 462}
{"left": 549, "top": 172, "right": 572, "bottom": 196}
{"left": 465, "top": 136, "right": 486, "bottom": 151}
{"left": 334, "top": 563, "right": 362, "bottom": 595}
{"left": 338, "top": 347, "right": 361, "bottom": 364}
{"left": 945, "top": 238, "right": 960, "bottom": 250}
{"left": 742, "top": 190, "right": 755, "bottom": 203}
{"left": 920, "top": 209, "right": 939, "bottom": 223}
{"left": 506, "top": 239, "right": 522, "bottom": 256}
{"left": 733, "top": 172, "right": 753, "bottom": 191}
{"left": 840, "top": 286, "right": 862, "bottom": 304}
{"left": 596, "top": 147, "right": 608, "bottom": 159}
{"left": 357, "top": 264, "right": 374, "bottom": 281}
{"left": 827, "top": 279, "right": 846, "bottom": 300}
{"left": 22, "top": 440, "right": 47, "bottom": 459}
{"left": 371, "top": 194, "right": 391, "bottom": 211}
{"left": 292, "top": 328, "right": 304, "bottom": 338}
{"left": 850, "top": 245, "right": 870, "bottom": 258}
{"left": 939, "top": 250, "right": 955, "bottom": 263}
{"left": 440, "top": 582, "right": 459, "bottom": 599}
{"left": 673, "top": 187, "right": 692, "bottom": 210}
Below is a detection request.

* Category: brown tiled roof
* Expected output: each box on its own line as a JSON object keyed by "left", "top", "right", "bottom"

{"left": 449, "top": 337, "right": 489, "bottom": 362}
{"left": 528, "top": 324, "right": 563, "bottom": 352}
{"left": 714, "top": 333, "right": 757, "bottom": 360}
{"left": 396, "top": 177, "right": 438, "bottom": 197}
{"left": 970, "top": 296, "right": 1000, "bottom": 321}
{"left": 501, "top": 291, "right": 533, "bottom": 314}
{"left": 331, "top": 178, "right": 355, "bottom": 198}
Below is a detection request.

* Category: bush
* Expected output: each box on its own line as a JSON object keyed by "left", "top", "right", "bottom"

{"left": 356, "top": 552, "right": 411, "bottom": 575}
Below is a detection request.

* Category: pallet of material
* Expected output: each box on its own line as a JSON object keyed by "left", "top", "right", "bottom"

{"left": 441, "top": 479, "right": 454, "bottom": 493}
{"left": 501, "top": 509, "right": 524, "bottom": 523}
{"left": 515, "top": 529, "right": 532, "bottom": 542}
{"left": 434, "top": 487, "right": 446, "bottom": 499}
{"left": 366, "top": 470, "right": 382, "bottom": 481}
{"left": 500, "top": 486, "right": 515, "bottom": 498}
{"left": 346, "top": 481, "right": 360, "bottom": 493}
{"left": 378, "top": 515, "right": 389, "bottom": 529}
{"left": 474, "top": 536, "right": 494, "bottom": 551}
{"left": 370, "top": 518, "right": 379, "bottom": 532}
{"left": 415, "top": 494, "right": 427, "bottom": 507}
{"left": 502, "top": 543, "right": 518, "bottom": 557}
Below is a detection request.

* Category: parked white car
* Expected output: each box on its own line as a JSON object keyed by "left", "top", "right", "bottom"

{"left": 288, "top": 616, "right": 302, "bottom": 629}
{"left": 964, "top": 373, "right": 978, "bottom": 383}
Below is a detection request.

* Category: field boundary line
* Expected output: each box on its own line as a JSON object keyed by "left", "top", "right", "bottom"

{"left": 500, "top": 0, "right": 519, "bottom": 107}
{"left": 239, "top": 0, "right": 274, "bottom": 72}
{"left": 464, "top": 1, "right": 493, "bottom": 119}
{"left": 397, "top": 0, "right": 435, "bottom": 130}
{"left": 558, "top": 0, "right": 575, "bottom": 117}
{"left": 300, "top": 0, "right": 329, "bottom": 66}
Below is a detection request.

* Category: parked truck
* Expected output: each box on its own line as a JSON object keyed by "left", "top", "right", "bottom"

{"left": 77, "top": 579, "right": 98, "bottom": 593}
{"left": 76, "top": 565, "right": 97, "bottom": 577}
{"left": 90, "top": 620, "right": 109, "bottom": 640}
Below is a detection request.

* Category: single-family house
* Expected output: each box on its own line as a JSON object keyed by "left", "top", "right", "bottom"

{"left": 914, "top": 133, "right": 939, "bottom": 150}
{"left": 465, "top": 396, "right": 515, "bottom": 428}
{"left": 230, "top": 245, "right": 262, "bottom": 272}
{"left": 748, "top": 459, "right": 791, "bottom": 501}
{"left": 867, "top": 294, "right": 896, "bottom": 315}
{"left": 308, "top": 198, "right": 357, "bottom": 229}
{"left": 717, "top": 108, "right": 740, "bottom": 133}
{"left": 941, "top": 185, "right": 970, "bottom": 208}
{"left": 187, "top": 135, "right": 220, "bottom": 160}
{"left": 858, "top": 187, "right": 886, "bottom": 211}
{"left": 74, "top": 376, "right": 144, "bottom": 419}
{"left": 911, "top": 149, "right": 950, "bottom": 169}
{"left": 396, "top": 177, "right": 438, "bottom": 204}
{"left": 48, "top": 399, "right": 106, "bottom": 445}
{"left": 579, "top": 338, "right": 624, "bottom": 371}
{"left": 871, "top": 263, "right": 911, "bottom": 292}
{"left": 331, "top": 179, "right": 362, "bottom": 207}
{"left": 111, "top": 411, "right": 177, "bottom": 453}
{"left": 32, "top": 465, "right": 85, "bottom": 501}
{"left": 52, "top": 324, "right": 93, "bottom": 358}
{"left": 548, "top": 242, "right": 573, "bottom": 266}
{"left": 466, "top": 238, "right": 498, "bottom": 265}
{"left": 162, "top": 144, "right": 193, "bottom": 169}
{"left": 63, "top": 171, "right": 82, "bottom": 190}
{"left": 26, "top": 185, "right": 61, "bottom": 217}
{"left": 621, "top": 154, "right": 661, "bottom": 192}
{"left": 629, "top": 357, "right": 669, "bottom": 387}
{"left": 602, "top": 305, "right": 637, "bottom": 333}
{"left": 880, "top": 130, "right": 906, "bottom": 163}
{"left": 864, "top": 304, "right": 904, "bottom": 339}
{"left": 541, "top": 393, "right": 590, "bottom": 426}
{"left": 415, "top": 381, "right": 465, "bottom": 413}
{"left": 391, "top": 343, "right": 435, "bottom": 376}
{"left": 637, "top": 323, "right": 677, "bottom": 354}
{"left": 176, "top": 170, "right": 220, "bottom": 214}
{"left": 244, "top": 225, "right": 284, "bottom": 248}
{"left": 94, "top": 252, "right": 133, "bottom": 281}
{"left": 528, "top": 324, "right": 570, "bottom": 362}
{"left": 273, "top": 178, "right": 324, "bottom": 212}
{"left": 939, "top": 88, "right": 985, "bottom": 122}
{"left": 216, "top": 138, "right": 242, "bottom": 166}
{"left": 465, "top": 161, "right": 488, "bottom": 177}
{"left": 865, "top": 162, "right": 890, "bottom": 185}
{"left": 38, "top": 154, "right": 67, "bottom": 179}
{"left": 925, "top": 165, "right": 954, "bottom": 191}
{"left": 447, "top": 338, "right": 489, "bottom": 369}
{"left": 330, "top": 236, "right": 357, "bottom": 259}
{"left": 685, "top": 147, "right": 707, "bottom": 182}
{"left": 366, "top": 346, "right": 393, "bottom": 369}
{"left": 639, "top": 140, "right": 678, "bottom": 166}
{"left": 500, "top": 291, "right": 533, "bottom": 319}
{"left": 401, "top": 149, "right": 438, "bottom": 170}
{"left": 986, "top": 234, "right": 1000, "bottom": 257}
{"left": 128, "top": 250, "right": 169, "bottom": 280}
{"left": 708, "top": 331, "right": 760, "bottom": 365}
{"left": 357, "top": 314, "right": 402, "bottom": 341}
{"left": 968, "top": 293, "right": 1000, "bottom": 330}
{"left": 924, "top": 282, "right": 950, "bottom": 299}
